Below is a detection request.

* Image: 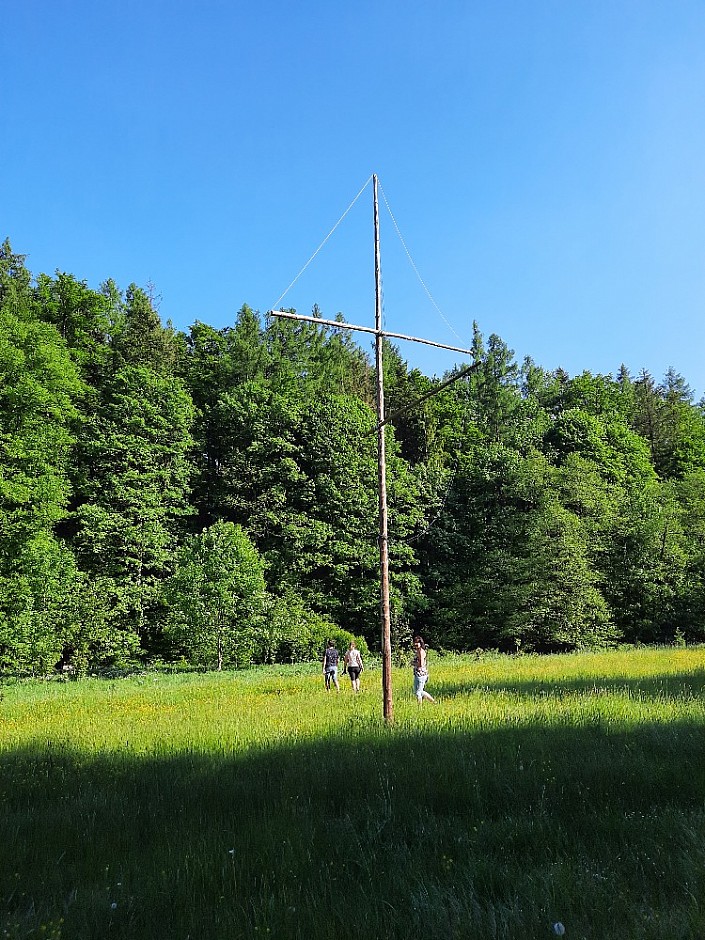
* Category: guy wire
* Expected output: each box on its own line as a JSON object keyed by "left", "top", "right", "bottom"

{"left": 271, "top": 174, "right": 374, "bottom": 312}
{"left": 379, "top": 180, "right": 466, "bottom": 346}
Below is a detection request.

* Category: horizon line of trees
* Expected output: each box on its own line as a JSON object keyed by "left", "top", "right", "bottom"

{"left": 3, "top": 236, "right": 705, "bottom": 676}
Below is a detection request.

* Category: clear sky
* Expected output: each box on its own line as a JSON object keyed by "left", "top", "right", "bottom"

{"left": 4, "top": 1, "right": 705, "bottom": 395}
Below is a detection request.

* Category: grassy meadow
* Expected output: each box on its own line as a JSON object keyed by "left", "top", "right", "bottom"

{"left": 2, "top": 647, "right": 705, "bottom": 939}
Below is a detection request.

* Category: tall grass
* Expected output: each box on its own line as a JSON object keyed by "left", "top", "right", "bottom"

{"left": 2, "top": 647, "right": 705, "bottom": 939}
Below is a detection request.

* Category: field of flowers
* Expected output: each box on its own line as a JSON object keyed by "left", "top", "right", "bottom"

{"left": 2, "top": 647, "right": 705, "bottom": 939}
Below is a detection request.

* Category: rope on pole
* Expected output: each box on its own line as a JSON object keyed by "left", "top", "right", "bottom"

{"left": 271, "top": 175, "right": 373, "bottom": 311}
{"left": 379, "top": 181, "right": 467, "bottom": 346}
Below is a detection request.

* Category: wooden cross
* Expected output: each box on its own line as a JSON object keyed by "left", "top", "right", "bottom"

{"left": 271, "top": 175, "right": 473, "bottom": 721}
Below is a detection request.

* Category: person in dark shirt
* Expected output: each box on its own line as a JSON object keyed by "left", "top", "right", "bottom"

{"left": 322, "top": 639, "right": 340, "bottom": 693}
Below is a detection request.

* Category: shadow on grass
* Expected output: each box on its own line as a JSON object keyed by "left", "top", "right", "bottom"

{"left": 434, "top": 667, "right": 705, "bottom": 702}
{"left": 2, "top": 714, "right": 705, "bottom": 940}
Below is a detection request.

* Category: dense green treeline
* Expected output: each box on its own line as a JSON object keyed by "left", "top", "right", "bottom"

{"left": 2, "top": 237, "right": 705, "bottom": 674}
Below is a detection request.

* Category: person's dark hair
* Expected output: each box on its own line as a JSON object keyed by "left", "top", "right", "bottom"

{"left": 327, "top": 638, "right": 335, "bottom": 647}
{"left": 413, "top": 635, "right": 428, "bottom": 650}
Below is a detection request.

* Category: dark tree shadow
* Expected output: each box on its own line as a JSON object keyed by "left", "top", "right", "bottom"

{"left": 433, "top": 667, "right": 705, "bottom": 701}
{"left": 2, "top": 701, "right": 705, "bottom": 940}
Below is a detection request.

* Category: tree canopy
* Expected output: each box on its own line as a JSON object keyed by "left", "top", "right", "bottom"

{"left": 3, "top": 237, "right": 705, "bottom": 675}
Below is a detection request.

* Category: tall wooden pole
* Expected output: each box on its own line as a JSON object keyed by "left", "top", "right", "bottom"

{"left": 373, "top": 174, "right": 394, "bottom": 723}
{"left": 270, "top": 174, "right": 473, "bottom": 722}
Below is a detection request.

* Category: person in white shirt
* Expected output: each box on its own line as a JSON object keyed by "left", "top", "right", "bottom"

{"left": 412, "top": 635, "right": 435, "bottom": 704}
{"left": 344, "top": 640, "right": 364, "bottom": 692}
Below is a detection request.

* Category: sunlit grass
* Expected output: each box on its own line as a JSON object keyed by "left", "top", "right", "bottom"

{"left": 2, "top": 646, "right": 705, "bottom": 939}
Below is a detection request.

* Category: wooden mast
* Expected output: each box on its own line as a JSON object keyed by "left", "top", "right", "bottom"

{"left": 269, "top": 174, "right": 474, "bottom": 723}
{"left": 373, "top": 174, "right": 393, "bottom": 723}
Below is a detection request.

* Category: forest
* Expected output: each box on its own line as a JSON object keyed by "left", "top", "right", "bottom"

{"left": 2, "top": 236, "right": 705, "bottom": 675}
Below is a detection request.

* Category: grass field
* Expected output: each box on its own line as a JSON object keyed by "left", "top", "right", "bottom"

{"left": 2, "top": 647, "right": 705, "bottom": 939}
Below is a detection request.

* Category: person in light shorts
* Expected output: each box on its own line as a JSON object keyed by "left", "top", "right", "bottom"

{"left": 412, "top": 635, "right": 435, "bottom": 704}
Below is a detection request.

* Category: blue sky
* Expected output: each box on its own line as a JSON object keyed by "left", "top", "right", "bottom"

{"left": 4, "top": 1, "right": 705, "bottom": 394}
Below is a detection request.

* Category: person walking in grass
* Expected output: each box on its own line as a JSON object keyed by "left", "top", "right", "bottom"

{"left": 412, "top": 635, "right": 435, "bottom": 704}
{"left": 344, "top": 640, "right": 364, "bottom": 692}
{"left": 322, "top": 639, "right": 340, "bottom": 693}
